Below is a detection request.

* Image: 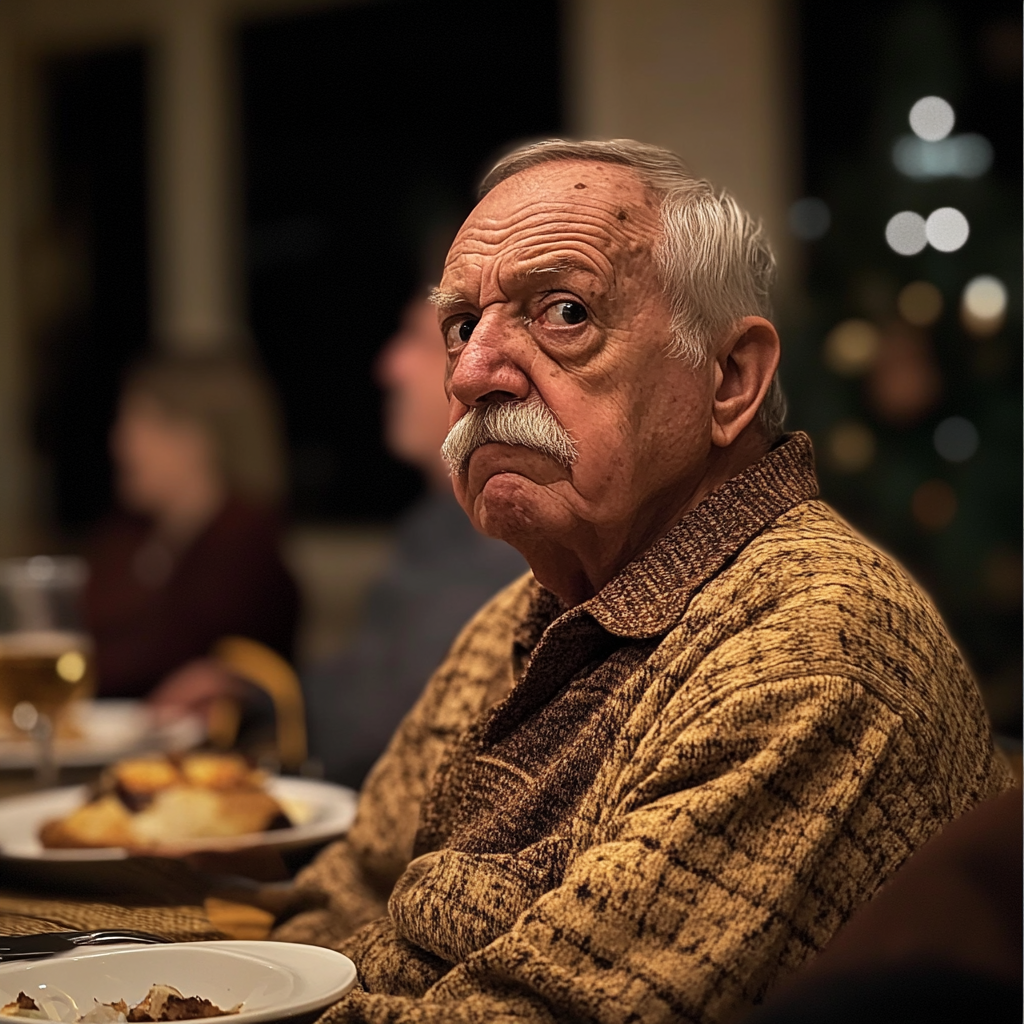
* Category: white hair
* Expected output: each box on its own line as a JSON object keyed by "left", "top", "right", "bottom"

{"left": 479, "top": 138, "right": 787, "bottom": 439}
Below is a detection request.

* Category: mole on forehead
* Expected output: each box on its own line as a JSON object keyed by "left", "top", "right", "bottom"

{"left": 449, "top": 203, "right": 655, "bottom": 265}
{"left": 470, "top": 191, "right": 655, "bottom": 233}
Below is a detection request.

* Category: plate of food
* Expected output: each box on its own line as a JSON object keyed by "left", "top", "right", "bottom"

{"left": 0, "top": 701, "right": 204, "bottom": 770}
{"left": 0, "top": 940, "right": 356, "bottom": 1022}
{"left": 0, "top": 753, "right": 357, "bottom": 861}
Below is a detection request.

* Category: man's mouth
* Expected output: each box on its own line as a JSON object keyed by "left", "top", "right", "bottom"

{"left": 464, "top": 444, "right": 570, "bottom": 490}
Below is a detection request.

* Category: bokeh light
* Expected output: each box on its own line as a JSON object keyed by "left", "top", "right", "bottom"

{"left": 925, "top": 207, "right": 970, "bottom": 252}
{"left": 885, "top": 211, "right": 927, "bottom": 255}
{"left": 866, "top": 324, "right": 942, "bottom": 425}
{"left": 825, "top": 420, "right": 876, "bottom": 474}
{"left": 822, "top": 319, "right": 881, "bottom": 376}
{"left": 933, "top": 416, "right": 979, "bottom": 462}
{"left": 55, "top": 650, "right": 87, "bottom": 683}
{"left": 892, "top": 133, "right": 993, "bottom": 180}
{"left": 788, "top": 197, "right": 831, "bottom": 241}
{"left": 897, "top": 281, "right": 943, "bottom": 326}
{"left": 912, "top": 479, "right": 957, "bottom": 531}
{"left": 983, "top": 547, "right": 1023, "bottom": 609}
{"left": 908, "top": 96, "right": 955, "bottom": 141}
{"left": 960, "top": 275, "right": 1007, "bottom": 337}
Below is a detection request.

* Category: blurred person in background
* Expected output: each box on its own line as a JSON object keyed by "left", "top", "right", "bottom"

{"left": 84, "top": 352, "right": 300, "bottom": 702}
{"left": 302, "top": 296, "right": 526, "bottom": 787}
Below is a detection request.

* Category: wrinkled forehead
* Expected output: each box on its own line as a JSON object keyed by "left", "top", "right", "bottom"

{"left": 443, "top": 161, "right": 662, "bottom": 284}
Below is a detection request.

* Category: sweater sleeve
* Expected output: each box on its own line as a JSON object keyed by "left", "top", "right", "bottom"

{"left": 273, "top": 577, "right": 529, "bottom": 945}
{"left": 311, "top": 674, "right": 957, "bottom": 1024}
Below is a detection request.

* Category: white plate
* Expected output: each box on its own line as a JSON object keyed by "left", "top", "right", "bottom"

{"left": 0, "top": 777, "right": 357, "bottom": 861}
{"left": 0, "top": 702, "right": 204, "bottom": 769}
{"left": 0, "top": 940, "right": 356, "bottom": 1023}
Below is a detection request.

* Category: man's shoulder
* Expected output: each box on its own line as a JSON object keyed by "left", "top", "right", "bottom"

{"left": 736, "top": 498, "right": 931, "bottom": 610}
{"left": 682, "top": 498, "right": 978, "bottom": 723}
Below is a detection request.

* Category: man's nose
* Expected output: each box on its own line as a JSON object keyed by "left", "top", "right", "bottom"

{"left": 448, "top": 312, "right": 531, "bottom": 408}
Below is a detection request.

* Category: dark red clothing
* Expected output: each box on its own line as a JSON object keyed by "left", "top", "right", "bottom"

{"left": 84, "top": 498, "right": 300, "bottom": 698}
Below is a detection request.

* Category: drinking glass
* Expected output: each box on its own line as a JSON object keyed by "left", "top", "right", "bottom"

{"left": 0, "top": 556, "right": 95, "bottom": 744}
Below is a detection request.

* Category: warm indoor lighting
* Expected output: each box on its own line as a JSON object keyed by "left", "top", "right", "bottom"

{"left": 909, "top": 96, "right": 955, "bottom": 141}
{"left": 933, "top": 416, "right": 979, "bottom": 463}
{"left": 885, "top": 211, "right": 927, "bottom": 255}
{"left": 960, "top": 275, "right": 1007, "bottom": 337}
{"left": 825, "top": 420, "right": 876, "bottom": 474}
{"left": 912, "top": 479, "right": 957, "bottom": 531}
{"left": 897, "top": 281, "right": 943, "bottom": 326}
{"left": 823, "top": 319, "right": 882, "bottom": 376}
{"left": 925, "top": 207, "right": 970, "bottom": 252}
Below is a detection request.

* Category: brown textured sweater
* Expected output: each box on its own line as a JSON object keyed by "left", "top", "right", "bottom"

{"left": 275, "top": 432, "right": 1012, "bottom": 1024}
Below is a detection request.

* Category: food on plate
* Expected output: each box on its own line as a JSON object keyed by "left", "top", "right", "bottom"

{"left": 38, "top": 752, "right": 291, "bottom": 851}
{"left": 122, "top": 983, "right": 240, "bottom": 1021}
{"left": 1, "top": 992, "right": 49, "bottom": 1019}
{"left": 0, "top": 985, "right": 241, "bottom": 1022}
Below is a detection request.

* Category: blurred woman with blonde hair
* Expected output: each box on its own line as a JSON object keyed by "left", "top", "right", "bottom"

{"left": 84, "top": 351, "right": 299, "bottom": 701}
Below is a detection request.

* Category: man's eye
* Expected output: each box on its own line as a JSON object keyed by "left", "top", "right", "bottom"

{"left": 544, "top": 301, "right": 588, "bottom": 326}
{"left": 446, "top": 318, "right": 478, "bottom": 348}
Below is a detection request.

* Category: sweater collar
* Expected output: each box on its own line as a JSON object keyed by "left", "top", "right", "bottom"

{"left": 583, "top": 431, "right": 819, "bottom": 638}
{"left": 513, "top": 432, "right": 819, "bottom": 653}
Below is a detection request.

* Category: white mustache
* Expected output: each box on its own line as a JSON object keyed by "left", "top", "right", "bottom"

{"left": 440, "top": 396, "right": 578, "bottom": 476}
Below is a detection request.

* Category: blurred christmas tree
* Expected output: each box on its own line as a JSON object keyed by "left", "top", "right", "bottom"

{"left": 785, "top": 2, "right": 1021, "bottom": 732}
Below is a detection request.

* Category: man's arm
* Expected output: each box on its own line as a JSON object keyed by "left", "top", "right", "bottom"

{"left": 273, "top": 575, "right": 531, "bottom": 945}
{"left": 311, "top": 673, "right": 1009, "bottom": 1023}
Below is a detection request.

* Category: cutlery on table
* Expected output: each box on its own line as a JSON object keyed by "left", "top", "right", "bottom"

{"left": 0, "top": 930, "right": 169, "bottom": 962}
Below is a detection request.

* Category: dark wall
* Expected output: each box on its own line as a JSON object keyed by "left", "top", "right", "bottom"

{"left": 35, "top": 47, "right": 150, "bottom": 533}
{"left": 239, "top": 0, "right": 564, "bottom": 521}
{"left": 35, "top": 1, "right": 563, "bottom": 533}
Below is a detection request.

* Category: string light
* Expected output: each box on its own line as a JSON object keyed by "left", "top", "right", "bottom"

{"left": 961, "top": 275, "right": 1007, "bottom": 337}
{"left": 823, "top": 319, "right": 882, "bottom": 376}
{"left": 933, "top": 416, "right": 979, "bottom": 463}
{"left": 897, "top": 281, "right": 943, "bottom": 326}
{"left": 885, "top": 211, "right": 927, "bottom": 255}
{"left": 925, "top": 208, "right": 970, "bottom": 252}
{"left": 825, "top": 421, "right": 876, "bottom": 473}
{"left": 788, "top": 198, "right": 831, "bottom": 241}
{"left": 909, "top": 96, "right": 955, "bottom": 141}
{"left": 912, "top": 479, "right": 957, "bottom": 531}
{"left": 892, "top": 133, "right": 993, "bottom": 180}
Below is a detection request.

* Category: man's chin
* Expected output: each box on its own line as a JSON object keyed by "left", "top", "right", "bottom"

{"left": 457, "top": 473, "right": 568, "bottom": 549}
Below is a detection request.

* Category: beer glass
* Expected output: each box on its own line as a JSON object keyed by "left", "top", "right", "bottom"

{"left": 0, "top": 556, "right": 95, "bottom": 740}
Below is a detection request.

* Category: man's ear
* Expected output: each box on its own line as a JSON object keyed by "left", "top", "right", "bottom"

{"left": 710, "top": 316, "right": 781, "bottom": 448}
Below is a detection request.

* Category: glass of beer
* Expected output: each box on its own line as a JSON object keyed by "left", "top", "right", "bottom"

{"left": 0, "top": 556, "right": 95, "bottom": 741}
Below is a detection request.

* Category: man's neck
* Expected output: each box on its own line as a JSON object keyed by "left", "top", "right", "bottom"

{"left": 523, "top": 430, "right": 771, "bottom": 608}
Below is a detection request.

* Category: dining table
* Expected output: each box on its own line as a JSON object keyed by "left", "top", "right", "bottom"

{"left": 0, "top": 761, "right": 343, "bottom": 953}
{"left": 0, "top": 638, "right": 334, "bottom": 950}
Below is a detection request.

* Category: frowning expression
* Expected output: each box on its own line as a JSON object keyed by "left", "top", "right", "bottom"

{"left": 437, "top": 160, "right": 717, "bottom": 562}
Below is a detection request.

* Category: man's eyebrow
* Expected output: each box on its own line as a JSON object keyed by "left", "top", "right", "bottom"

{"left": 525, "top": 256, "right": 593, "bottom": 276}
{"left": 428, "top": 288, "right": 467, "bottom": 312}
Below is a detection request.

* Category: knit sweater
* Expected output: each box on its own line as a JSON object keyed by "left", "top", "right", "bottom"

{"left": 275, "top": 432, "right": 1012, "bottom": 1024}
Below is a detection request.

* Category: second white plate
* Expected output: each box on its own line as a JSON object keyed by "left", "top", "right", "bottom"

{"left": 0, "top": 940, "right": 357, "bottom": 1023}
{"left": 0, "top": 777, "right": 357, "bottom": 861}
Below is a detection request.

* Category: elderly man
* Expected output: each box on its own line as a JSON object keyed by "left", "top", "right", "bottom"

{"left": 276, "top": 140, "right": 1011, "bottom": 1024}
